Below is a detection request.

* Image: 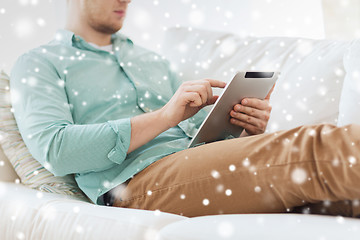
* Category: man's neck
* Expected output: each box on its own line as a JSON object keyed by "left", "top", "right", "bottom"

{"left": 65, "top": 23, "right": 112, "bottom": 46}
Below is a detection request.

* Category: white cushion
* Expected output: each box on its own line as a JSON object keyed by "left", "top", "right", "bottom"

{"left": 338, "top": 40, "right": 360, "bottom": 126}
{"left": 0, "top": 145, "right": 18, "bottom": 182}
{"left": 161, "top": 27, "right": 349, "bottom": 132}
{"left": 2, "top": 182, "right": 359, "bottom": 240}
{"left": 157, "top": 214, "right": 360, "bottom": 240}
{"left": 0, "top": 182, "right": 186, "bottom": 240}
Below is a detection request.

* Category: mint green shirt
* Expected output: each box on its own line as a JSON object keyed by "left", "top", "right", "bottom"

{"left": 10, "top": 29, "right": 207, "bottom": 204}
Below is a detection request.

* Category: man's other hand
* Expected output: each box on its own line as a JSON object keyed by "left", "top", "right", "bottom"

{"left": 229, "top": 85, "right": 274, "bottom": 135}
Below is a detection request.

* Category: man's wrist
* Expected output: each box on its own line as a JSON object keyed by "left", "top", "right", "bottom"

{"left": 157, "top": 107, "right": 174, "bottom": 130}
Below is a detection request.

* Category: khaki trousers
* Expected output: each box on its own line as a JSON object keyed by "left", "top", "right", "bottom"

{"left": 113, "top": 124, "right": 360, "bottom": 218}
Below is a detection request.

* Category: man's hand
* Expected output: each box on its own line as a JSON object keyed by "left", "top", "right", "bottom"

{"left": 229, "top": 85, "right": 274, "bottom": 135}
{"left": 161, "top": 79, "right": 226, "bottom": 128}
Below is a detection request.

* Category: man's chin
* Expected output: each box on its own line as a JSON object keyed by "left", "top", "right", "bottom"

{"left": 95, "top": 24, "right": 123, "bottom": 35}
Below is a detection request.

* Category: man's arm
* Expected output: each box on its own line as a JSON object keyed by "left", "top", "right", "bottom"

{"left": 11, "top": 53, "right": 132, "bottom": 176}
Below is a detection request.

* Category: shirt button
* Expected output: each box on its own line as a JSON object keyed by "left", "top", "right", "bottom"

{"left": 135, "top": 81, "right": 140, "bottom": 86}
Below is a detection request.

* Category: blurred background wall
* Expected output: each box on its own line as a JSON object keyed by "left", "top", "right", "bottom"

{"left": 0, "top": 0, "right": 358, "bottom": 73}
{"left": 322, "top": 0, "right": 360, "bottom": 40}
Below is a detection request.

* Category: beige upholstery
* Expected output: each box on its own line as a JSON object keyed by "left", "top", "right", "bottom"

{"left": 0, "top": 145, "right": 18, "bottom": 182}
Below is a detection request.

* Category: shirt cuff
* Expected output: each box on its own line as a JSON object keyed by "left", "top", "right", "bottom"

{"left": 106, "top": 118, "right": 132, "bottom": 164}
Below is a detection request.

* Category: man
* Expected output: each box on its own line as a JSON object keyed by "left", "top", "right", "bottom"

{"left": 10, "top": 0, "right": 360, "bottom": 217}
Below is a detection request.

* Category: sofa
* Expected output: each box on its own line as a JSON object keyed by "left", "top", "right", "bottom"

{"left": 1, "top": 27, "right": 360, "bottom": 239}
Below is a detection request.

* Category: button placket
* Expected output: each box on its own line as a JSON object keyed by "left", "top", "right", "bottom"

{"left": 116, "top": 57, "right": 146, "bottom": 112}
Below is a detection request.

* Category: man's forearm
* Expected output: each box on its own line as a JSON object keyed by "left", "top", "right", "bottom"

{"left": 127, "top": 79, "right": 227, "bottom": 154}
{"left": 127, "top": 109, "right": 171, "bottom": 154}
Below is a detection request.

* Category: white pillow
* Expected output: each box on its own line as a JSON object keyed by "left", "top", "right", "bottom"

{"left": 337, "top": 40, "right": 360, "bottom": 126}
{"left": 161, "top": 27, "right": 349, "bottom": 132}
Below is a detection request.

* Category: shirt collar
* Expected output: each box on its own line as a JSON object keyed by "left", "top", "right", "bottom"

{"left": 54, "top": 29, "right": 133, "bottom": 48}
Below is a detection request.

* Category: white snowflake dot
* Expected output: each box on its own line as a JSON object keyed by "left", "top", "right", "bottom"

{"left": 36, "top": 192, "right": 43, "bottom": 198}
{"left": 349, "top": 156, "right": 357, "bottom": 165}
{"left": 154, "top": 209, "right": 161, "bottom": 216}
{"left": 144, "top": 91, "right": 150, "bottom": 98}
{"left": 37, "top": 18, "right": 46, "bottom": 27}
{"left": 216, "top": 184, "right": 224, "bottom": 192}
{"left": 229, "top": 164, "right": 236, "bottom": 171}
{"left": 309, "top": 129, "right": 316, "bottom": 136}
{"left": 242, "top": 158, "right": 250, "bottom": 167}
{"left": 203, "top": 198, "right": 210, "bottom": 206}
{"left": 211, "top": 170, "right": 220, "bottom": 179}
{"left": 254, "top": 186, "right": 261, "bottom": 193}
{"left": 336, "top": 216, "right": 345, "bottom": 224}
{"left": 76, "top": 225, "right": 83, "bottom": 233}
{"left": 73, "top": 206, "right": 80, "bottom": 213}
{"left": 291, "top": 168, "right": 307, "bottom": 184}
{"left": 57, "top": 80, "right": 65, "bottom": 87}
{"left": 225, "top": 189, "right": 232, "bottom": 196}
{"left": 286, "top": 114, "right": 293, "bottom": 121}
{"left": 102, "top": 181, "right": 110, "bottom": 188}
{"left": 217, "top": 221, "right": 234, "bottom": 238}
{"left": 16, "top": 232, "right": 25, "bottom": 240}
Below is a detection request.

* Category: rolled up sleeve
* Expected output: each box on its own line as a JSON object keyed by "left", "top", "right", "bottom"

{"left": 10, "top": 53, "right": 131, "bottom": 176}
{"left": 107, "top": 119, "right": 131, "bottom": 164}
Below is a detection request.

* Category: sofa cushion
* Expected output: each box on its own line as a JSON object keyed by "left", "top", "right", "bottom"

{"left": 0, "top": 71, "right": 86, "bottom": 199}
{"left": 0, "top": 144, "right": 18, "bottom": 182}
{"left": 338, "top": 39, "right": 360, "bottom": 126}
{"left": 157, "top": 214, "right": 360, "bottom": 240}
{"left": 161, "top": 27, "right": 349, "bottom": 132}
{"left": 0, "top": 182, "right": 186, "bottom": 240}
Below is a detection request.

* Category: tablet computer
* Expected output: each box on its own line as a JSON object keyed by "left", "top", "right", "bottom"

{"left": 188, "top": 71, "right": 279, "bottom": 148}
